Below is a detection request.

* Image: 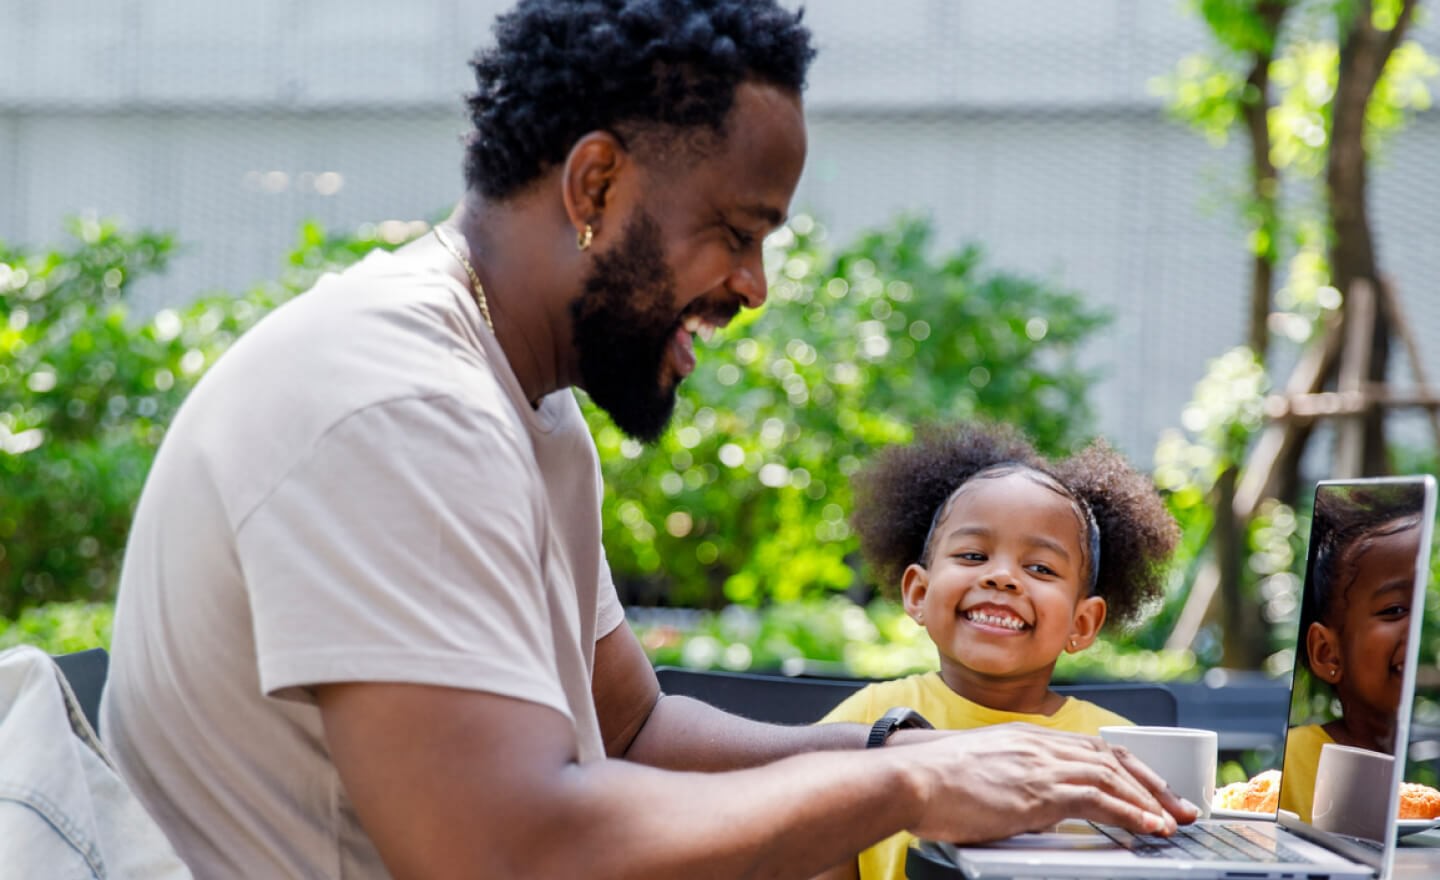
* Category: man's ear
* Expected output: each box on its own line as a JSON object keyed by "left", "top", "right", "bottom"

{"left": 1065, "top": 596, "right": 1107, "bottom": 653}
{"left": 900, "top": 564, "right": 930, "bottom": 624}
{"left": 561, "top": 131, "right": 627, "bottom": 242}
{"left": 1307, "top": 621, "right": 1344, "bottom": 684}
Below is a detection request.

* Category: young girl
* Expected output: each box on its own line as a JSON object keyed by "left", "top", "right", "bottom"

{"left": 815, "top": 421, "right": 1179, "bottom": 880}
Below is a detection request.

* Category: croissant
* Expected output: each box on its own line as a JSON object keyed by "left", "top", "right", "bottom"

{"left": 1213, "top": 769, "right": 1281, "bottom": 813}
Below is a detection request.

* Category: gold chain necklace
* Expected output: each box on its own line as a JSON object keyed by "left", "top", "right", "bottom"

{"left": 432, "top": 225, "right": 494, "bottom": 332}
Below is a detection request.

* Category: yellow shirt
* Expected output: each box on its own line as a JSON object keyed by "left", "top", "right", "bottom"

{"left": 1279, "top": 724, "right": 1333, "bottom": 824}
{"left": 818, "top": 672, "right": 1133, "bottom": 880}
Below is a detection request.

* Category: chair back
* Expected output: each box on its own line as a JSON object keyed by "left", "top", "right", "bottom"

{"left": 656, "top": 667, "right": 863, "bottom": 725}
{"left": 654, "top": 666, "right": 1177, "bottom": 727}
{"left": 1051, "top": 681, "right": 1177, "bottom": 727}
{"left": 53, "top": 647, "right": 109, "bottom": 733}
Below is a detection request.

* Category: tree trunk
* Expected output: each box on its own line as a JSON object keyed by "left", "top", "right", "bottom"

{"left": 1220, "top": 1, "right": 1287, "bottom": 661}
{"left": 1271, "top": 0, "right": 1416, "bottom": 494}
{"left": 1242, "top": 1, "right": 1287, "bottom": 360}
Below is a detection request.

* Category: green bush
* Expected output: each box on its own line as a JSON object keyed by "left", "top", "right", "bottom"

{"left": 2, "top": 215, "right": 1105, "bottom": 630}
{"left": 0, "top": 219, "right": 396, "bottom": 618}
{"left": 0, "top": 600, "right": 112, "bottom": 654}
{"left": 590, "top": 216, "right": 1109, "bottom": 608}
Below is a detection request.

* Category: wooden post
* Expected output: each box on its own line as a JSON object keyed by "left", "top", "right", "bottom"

{"left": 1333, "top": 279, "right": 1375, "bottom": 478}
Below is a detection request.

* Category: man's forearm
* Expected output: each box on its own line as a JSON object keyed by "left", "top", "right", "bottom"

{"left": 623, "top": 693, "right": 868, "bottom": 770}
{"left": 526, "top": 745, "right": 926, "bottom": 879}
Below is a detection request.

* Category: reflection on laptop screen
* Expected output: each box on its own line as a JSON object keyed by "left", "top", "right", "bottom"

{"left": 1280, "top": 477, "right": 1436, "bottom": 842}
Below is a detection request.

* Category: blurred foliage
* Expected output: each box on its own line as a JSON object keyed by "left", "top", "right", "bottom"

{"left": 633, "top": 596, "right": 1200, "bottom": 682}
{"left": 0, "top": 600, "right": 112, "bottom": 655}
{"left": 2, "top": 211, "right": 1128, "bottom": 674}
{"left": 0, "top": 218, "right": 403, "bottom": 618}
{"left": 1148, "top": 348, "right": 1306, "bottom": 666}
{"left": 589, "top": 215, "right": 1109, "bottom": 608}
{"left": 1145, "top": 0, "right": 1439, "bottom": 671}
{"left": 1153, "top": 1, "right": 1435, "bottom": 346}
{"left": 1154, "top": 0, "right": 1436, "bottom": 344}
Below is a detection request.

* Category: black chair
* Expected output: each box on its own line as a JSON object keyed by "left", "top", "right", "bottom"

{"left": 53, "top": 647, "right": 110, "bottom": 732}
{"left": 654, "top": 666, "right": 1178, "bottom": 727}
{"left": 656, "top": 667, "right": 865, "bottom": 725}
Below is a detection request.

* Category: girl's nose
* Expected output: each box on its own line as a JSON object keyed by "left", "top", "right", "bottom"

{"left": 983, "top": 563, "right": 1019, "bottom": 591}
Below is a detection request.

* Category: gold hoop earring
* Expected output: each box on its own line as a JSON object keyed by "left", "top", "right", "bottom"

{"left": 577, "top": 224, "right": 594, "bottom": 251}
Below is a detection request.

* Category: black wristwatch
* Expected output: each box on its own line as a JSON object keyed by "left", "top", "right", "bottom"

{"left": 865, "top": 706, "right": 934, "bottom": 748}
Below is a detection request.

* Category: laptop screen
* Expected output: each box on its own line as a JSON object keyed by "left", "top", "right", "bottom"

{"left": 1279, "top": 476, "right": 1437, "bottom": 847}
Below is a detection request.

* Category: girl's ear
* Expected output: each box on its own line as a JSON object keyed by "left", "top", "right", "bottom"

{"left": 1307, "top": 621, "right": 1344, "bottom": 684}
{"left": 1065, "top": 596, "right": 1107, "bottom": 653}
{"left": 901, "top": 564, "right": 930, "bottom": 624}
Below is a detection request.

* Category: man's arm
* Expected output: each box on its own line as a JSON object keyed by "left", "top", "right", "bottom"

{"left": 318, "top": 679, "right": 1186, "bottom": 880}
{"left": 591, "top": 622, "right": 867, "bottom": 770}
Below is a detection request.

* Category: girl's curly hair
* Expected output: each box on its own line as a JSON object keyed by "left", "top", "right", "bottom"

{"left": 464, "top": 0, "right": 815, "bottom": 200}
{"left": 850, "top": 421, "right": 1179, "bottom": 629}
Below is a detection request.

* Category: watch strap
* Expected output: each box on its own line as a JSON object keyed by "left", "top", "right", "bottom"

{"left": 866, "top": 706, "right": 934, "bottom": 748}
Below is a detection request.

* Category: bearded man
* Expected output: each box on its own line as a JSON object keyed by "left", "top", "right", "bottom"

{"left": 102, "top": 2, "right": 1192, "bottom": 877}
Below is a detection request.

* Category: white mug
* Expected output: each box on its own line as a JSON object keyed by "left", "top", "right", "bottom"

{"left": 1100, "top": 725, "right": 1218, "bottom": 819}
{"left": 1311, "top": 743, "right": 1395, "bottom": 841}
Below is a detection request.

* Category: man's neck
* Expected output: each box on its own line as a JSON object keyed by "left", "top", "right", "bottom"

{"left": 445, "top": 191, "right": 580, "bottom": 404}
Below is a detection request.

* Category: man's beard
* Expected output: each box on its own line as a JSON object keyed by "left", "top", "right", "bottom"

{"left": 571, "top": 209, "right": 683, "bottom": 444}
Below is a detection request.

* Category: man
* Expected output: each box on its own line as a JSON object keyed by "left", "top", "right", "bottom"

{"left": 102, "top": 2, "right": 1194, "bottom": 877}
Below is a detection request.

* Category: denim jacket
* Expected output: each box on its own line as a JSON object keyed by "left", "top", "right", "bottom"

{"left": 0, "top": 645, "right": 191, "bottom": 880}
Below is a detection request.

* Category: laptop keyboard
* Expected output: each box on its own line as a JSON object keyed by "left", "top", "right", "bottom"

{"left": 1095, "top": 822, "right": 1310, "bottom": 863}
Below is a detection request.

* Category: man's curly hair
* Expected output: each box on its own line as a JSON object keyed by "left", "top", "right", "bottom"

{"left": 464, "top": 0, "right": 816, "bottom": 200}
{"left": 850, "top": 421, "right": 1179, "bottom": 629}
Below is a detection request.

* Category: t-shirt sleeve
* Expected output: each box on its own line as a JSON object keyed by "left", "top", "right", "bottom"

{"left": 594, "top": 544, "right": 625, "bottom": 640}
{"left": 236, "top": 394, "right": 574, "bottom": 722}
{"left": 592, "top": 451, "right": 624, "bottom": 640}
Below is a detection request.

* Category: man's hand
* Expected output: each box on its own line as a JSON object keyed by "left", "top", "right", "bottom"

{"left": 899, "top": 723, "right": 1198, "bottom": 844}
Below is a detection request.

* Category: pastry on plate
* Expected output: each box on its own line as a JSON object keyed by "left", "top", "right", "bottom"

{"left": 1398, "top": 781, "right": 1440, "bottom": 820}
{"left": 1213, "top": 769, "right": 1281, "bottom": 813}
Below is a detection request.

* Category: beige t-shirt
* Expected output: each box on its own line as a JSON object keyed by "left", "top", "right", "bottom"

{"left": 101, "top": 246, "right": 626, "bottom": 878}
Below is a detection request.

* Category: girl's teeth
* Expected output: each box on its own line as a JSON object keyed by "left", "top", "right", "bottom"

{"left": 967, "top": 611, "right": 1025, "bottom": 630}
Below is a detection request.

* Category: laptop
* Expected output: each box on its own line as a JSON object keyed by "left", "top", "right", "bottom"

{"left": 941, "top": 475, "right": 1438, "bottom": 880}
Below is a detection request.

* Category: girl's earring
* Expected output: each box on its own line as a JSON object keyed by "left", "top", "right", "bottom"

{"left": 577, "top": 223, "right": 594, "bottom": 252}
{"left": 915, "top": 612, "right": 924, "bottom": 625}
